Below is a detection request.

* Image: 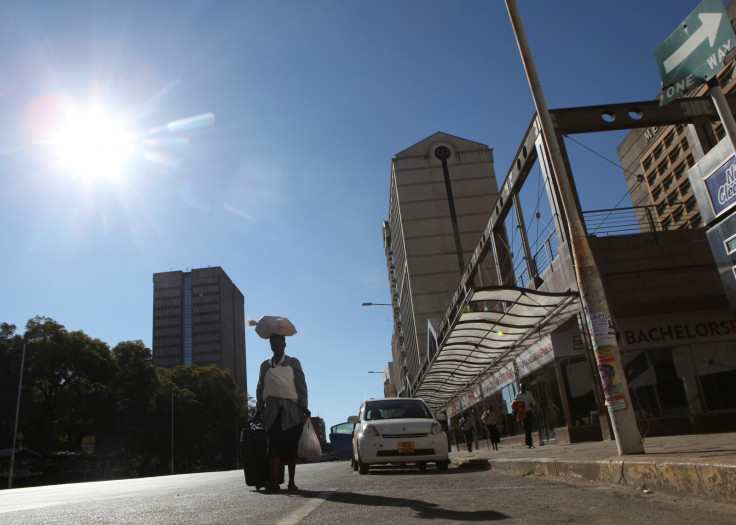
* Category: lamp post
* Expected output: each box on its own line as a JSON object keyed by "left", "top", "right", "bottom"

{"left": 8, "top": 340, "right": 27, "bottom": 489}
{"left": 362, "top": 302, "right": 391, "bottom": 306}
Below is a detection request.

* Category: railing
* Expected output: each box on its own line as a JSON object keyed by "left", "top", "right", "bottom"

{"left": 582, "top": 203, "right": 694, "bottom": 236}
{"left": 511, "top": 204, "right": 696, "bottom": 288}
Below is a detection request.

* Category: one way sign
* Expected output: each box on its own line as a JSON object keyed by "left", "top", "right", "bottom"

{"left": 654, "top": 0, "right": 736, "bottom": 105}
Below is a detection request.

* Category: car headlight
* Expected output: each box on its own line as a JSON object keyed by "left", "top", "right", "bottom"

{"left": 430, "top": 421, "right": 444, "bottom": 435}
{"left": 362, "top": 424, "right": 379, "bottom": 436}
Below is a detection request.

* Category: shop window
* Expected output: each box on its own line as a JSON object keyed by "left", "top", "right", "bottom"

{"left": 559, "top": 357, "right": 596, "bottom": 426}
{"left": 624, "top": 348, "right": 688, "bottom": 418}
{"left": 692, "top": 342, "right": 736, "bottom": 411}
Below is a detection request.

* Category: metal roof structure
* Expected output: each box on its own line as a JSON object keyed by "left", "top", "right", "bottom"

{"left": 415, "top": 286, "right": 579, "bottom": 409}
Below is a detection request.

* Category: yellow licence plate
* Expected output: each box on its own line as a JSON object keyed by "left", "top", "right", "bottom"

{"left": 397, "top": 441, "right": 414, "bottom": 454}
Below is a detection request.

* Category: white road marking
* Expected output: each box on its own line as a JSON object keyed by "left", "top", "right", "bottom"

{"left": 276, "top": 489, "right": 335, "bottom": 525}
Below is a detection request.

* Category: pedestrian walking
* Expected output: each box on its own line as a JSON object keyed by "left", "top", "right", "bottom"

{"left": 254, "top": 332, "right": 310, "bottom": 492}
{"left": 481, "top": 406, "right": 501, "bottom": 451}
{"left": 459, "top": 411, "right": 475, "bottom": 452}
{"left": 512, "top": 384, "right": 537, "bottom": 448}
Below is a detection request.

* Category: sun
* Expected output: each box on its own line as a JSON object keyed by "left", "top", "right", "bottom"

{"left": 50, "top": 105, "right": 136, "bottom": 181}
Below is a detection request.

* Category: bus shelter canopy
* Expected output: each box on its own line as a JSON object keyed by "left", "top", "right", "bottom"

{"left": 415, "top": 286, "right": 579, "bottom": 409}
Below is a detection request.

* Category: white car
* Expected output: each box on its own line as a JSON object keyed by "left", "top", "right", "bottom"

{"left": 352, "top": 398, "right": 449, "bottom": 474}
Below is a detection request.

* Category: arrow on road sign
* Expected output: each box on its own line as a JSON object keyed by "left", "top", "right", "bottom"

{"left": 663, "top": 12, "right": 722, "bottom": 73}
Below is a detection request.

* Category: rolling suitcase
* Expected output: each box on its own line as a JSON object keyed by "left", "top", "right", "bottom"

{"left": 239, "top": 426, "right": 284, "bottom": 490}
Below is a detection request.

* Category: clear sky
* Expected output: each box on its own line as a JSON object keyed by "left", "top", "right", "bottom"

{"left": 0, "top": 1, "right": 715, "bottom": 432}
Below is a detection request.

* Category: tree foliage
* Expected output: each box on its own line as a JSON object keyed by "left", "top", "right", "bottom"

{"left": 1, "top": 318, "right": 254, "bottom": 478}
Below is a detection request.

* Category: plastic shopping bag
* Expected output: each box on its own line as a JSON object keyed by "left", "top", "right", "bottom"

{"left": 297, "top": 419, "right": 322, "bottom": 459}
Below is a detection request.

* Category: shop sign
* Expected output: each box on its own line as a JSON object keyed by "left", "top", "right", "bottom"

{"left": 515, "top": 337, "right": 554, "bottom": 377}
{"left": 617, "top": 310, "right": 736, "bottom": 350}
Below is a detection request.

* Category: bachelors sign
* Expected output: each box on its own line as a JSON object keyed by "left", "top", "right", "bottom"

{"left": 705, "top": 154, "right": 736, "bottom": 216}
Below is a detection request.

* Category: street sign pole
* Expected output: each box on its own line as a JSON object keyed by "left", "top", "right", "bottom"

{"left": 505, "top": 0, "right": 644, "bottom": 455}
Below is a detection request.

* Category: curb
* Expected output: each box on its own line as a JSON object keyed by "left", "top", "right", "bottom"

{"left": 487, "top": 458, "right": 736, "bottom": 501}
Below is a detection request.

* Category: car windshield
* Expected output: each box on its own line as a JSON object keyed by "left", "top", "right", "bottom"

{"left": 364, "top": 399, "right": 432, "bottom": 421}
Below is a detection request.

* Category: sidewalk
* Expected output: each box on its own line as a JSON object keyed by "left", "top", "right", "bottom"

{"left": 448, "top": 432, "right": 736, "bottom": 501}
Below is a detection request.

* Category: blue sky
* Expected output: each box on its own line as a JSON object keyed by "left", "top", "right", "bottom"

{"left": 0, "top": 1, "right": 714, "bottom": 432}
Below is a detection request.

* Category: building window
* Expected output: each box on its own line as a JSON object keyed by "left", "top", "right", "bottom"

{"left": 685, "top": 196, "right": 697, "bottom": 212}
{"left": 681, "top": 138, "right": 690, "bottom": 151}
{"left": 652, "top": 185, "right": 663, "bottom": 201}
{"left": 663, "top": 176, "right": 674, "bottom": 191}
{"left": 653, "top": 145, "right": 664, "bottom": 159}
{"left": 679, "top": 179, "right": 691, "bottom": 196}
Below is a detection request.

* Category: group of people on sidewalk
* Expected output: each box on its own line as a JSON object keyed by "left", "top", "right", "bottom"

{"left": 457, "top": 383, "right": 538, "bottom": 452}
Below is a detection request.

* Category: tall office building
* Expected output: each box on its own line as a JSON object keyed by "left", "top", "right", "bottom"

{"left": 384, "top": 132, "right": 506, "bottom": 396}
{"left": 617, "top": 1, "right": 736, "bottom": 232}
{"left": 152, "top": 266, "right": 247, "bottom": 394}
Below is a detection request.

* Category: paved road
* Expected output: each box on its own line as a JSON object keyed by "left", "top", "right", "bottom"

{"left": 2, "top": 462, "right": 736, "bottom": 524}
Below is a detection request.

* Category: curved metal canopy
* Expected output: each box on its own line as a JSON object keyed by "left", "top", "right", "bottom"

{"left": 414, "top": 286, "right": 579, "bottom": 409}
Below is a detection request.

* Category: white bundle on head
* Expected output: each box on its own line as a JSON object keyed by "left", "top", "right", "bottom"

{"left": 248, "top": 315, "right": 297, "bottom": 339}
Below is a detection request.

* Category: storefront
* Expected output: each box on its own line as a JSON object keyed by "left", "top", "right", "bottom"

{"left": 443, "top": 307, "right": 736, "bottom": 445}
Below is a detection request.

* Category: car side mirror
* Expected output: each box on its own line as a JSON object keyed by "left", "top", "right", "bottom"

{"left": 347, "top": 415, "right": 359, "bottom": 424}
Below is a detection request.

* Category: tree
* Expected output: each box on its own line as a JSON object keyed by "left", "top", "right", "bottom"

{"left": 21, "top": 317, "right": 115, "bottom": 451}
{"left": 110, "top": 341, "right": 160, "bottom": 464}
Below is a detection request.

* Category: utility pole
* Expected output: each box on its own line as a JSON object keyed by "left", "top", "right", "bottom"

{"left": 505, "top": 0, "right": 644, "bottom": 455}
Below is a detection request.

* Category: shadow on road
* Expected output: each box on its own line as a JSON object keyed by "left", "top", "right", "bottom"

{"left": 289, "top": 489, "right": 507, "bottom": 521}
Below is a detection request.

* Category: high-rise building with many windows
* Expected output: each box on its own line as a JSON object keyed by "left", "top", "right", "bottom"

{"left": 152, "top": 266, "right": 246, "bottom": 393}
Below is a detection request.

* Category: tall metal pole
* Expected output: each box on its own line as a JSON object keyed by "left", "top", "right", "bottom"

{"left": 171, "top": 390, "right": 174, "bottom": 475}
{"left": 8, "top": 341, "right": 27, "bottom": 489}
{"left": 505, "top": 0, "right": 644, "bottom": 454}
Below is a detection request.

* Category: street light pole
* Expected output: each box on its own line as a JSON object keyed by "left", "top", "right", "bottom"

{"left": 505, "top": 0, "right": 643, "bottom": 455}
{"left": 171, "top": 390, "right": 174, "bottom": 475}
{"left": 8, "top": 340, "right": 27, "bottom": 489}
{"left": 362, "top": 302, "right": 392, "bottom": 306}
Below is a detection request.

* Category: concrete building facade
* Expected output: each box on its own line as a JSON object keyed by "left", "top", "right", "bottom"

{"left": 152, "top": 266, "right": 247, "bottom": 394}
{"left": 383, "top": 132, "right": 509, "bottom": 396}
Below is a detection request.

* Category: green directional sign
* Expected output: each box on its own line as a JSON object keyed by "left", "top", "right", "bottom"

{"left": 654, "top": 0, "right": 736, "bottom": 105}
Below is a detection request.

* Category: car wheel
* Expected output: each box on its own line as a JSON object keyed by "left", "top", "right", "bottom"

{"left": 418, "top": 461, "right": 427, "bottom": 471}
{"left": 436, "top": 460, "right": 449, "bottom": 471}
{"left": 358, "top": 458, "right": 369, "bottom": 475}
